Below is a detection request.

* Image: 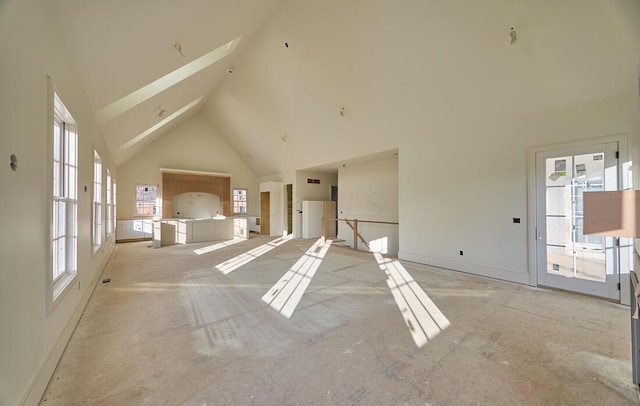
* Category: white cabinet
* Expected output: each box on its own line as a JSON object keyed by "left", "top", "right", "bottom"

{"left": 152, "top": 218, "right": 243, "bottom": 247}
{"left": 116, "top": 219, "right": 153, "bottom": 241}
{"left": 246, "top": 216, "right": 260, "bottom": 233}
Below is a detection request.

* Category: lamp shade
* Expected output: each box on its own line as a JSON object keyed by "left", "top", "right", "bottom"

{"left": 583, "top": 190, "right": 640, "bottom": 238}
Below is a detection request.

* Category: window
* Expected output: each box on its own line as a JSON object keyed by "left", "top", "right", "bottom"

{"left": 93, "top": 151, "right": 102, "bottom": 252}
{"left": 233, "top": 188, "right": 247, "bottom": 214}
{"left": 135, "top": 184, "right": 158, "bottom": 216}
{"left": 106, "top": 169, "right": 113, "bottom": 238}
{"left": 52, "top": 91, "right": 78, "bottom": 301}
{"left": 113, "top": 179, "right": 117, "bottom": 231}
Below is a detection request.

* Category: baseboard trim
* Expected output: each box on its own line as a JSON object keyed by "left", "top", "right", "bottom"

{"left": 20, "top": 243, "right": 115, "bottom": 406}
{"left": 398, "top": 251, "right": 531, "bottom": 285}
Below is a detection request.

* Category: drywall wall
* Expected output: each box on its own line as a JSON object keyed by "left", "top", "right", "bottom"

{"left": 338, "top": 157, "right": 398, "bottom": 255}
{"left": 116, "top": 114, "right": 259, "bottom": 220}
{"left": 204, "top": 0, "right": 635, "bottom": 179}
{"left": 0, "top": 0, "right": 116, "bottom": 404}
{"left": 399, "top": 93, "right": 633, "bottom": 284}
{"left": 201, "top": 0, "right": 638, "bottom": 287}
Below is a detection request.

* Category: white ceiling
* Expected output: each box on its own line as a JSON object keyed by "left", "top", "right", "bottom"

{"left": 45, "top": 0, "right": 638, "bottom": 176}
{"left": 46, "top": 0, "right": 279, "bottom": 165}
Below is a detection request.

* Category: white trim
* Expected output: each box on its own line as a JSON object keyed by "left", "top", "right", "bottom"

{"left": 93, "top": 150, "right": 103, "bottom": 254}
{"left": 232, "top": 187, "right": 248, "bottom": 214}
{"left": 21, "top": 244, "right": 115, "bottom": 406}
{"left": 398, "top": 251, "right": 531, "bottom": 285}
{"left": 47, "top": 80, "right": 79, "bottom": 314}
{"left": 527, "top": 133, "right": 631, "bottom": 302}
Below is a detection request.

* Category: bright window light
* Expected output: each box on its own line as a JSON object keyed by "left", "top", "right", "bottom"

{"left": 262, "top": 238, "right": 333, "bottom": 318}
{"left": 215, "top": 235, "right": 293, "bottom": 274}
{"left": 93, "top": 151, "right": 102, "bottom": 252}
{"left": 373, "top": 252, "right": 450, "bottom": 348}
{"left": 52, "top": 90, "right": 78, "bottom": 302}
{"left": 96, "top": 37, "right": 241, "bottom": 124}
{"left": 118, "top": 96, "right": 203, "bottom": 152}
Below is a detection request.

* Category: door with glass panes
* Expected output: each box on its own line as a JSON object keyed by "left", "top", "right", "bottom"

{"left": 535, "top": 142, "right": 620, "bottom": 299}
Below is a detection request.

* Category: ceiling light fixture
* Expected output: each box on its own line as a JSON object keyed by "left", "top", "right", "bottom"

{"left": 509, "top": 27, "right": 517, "bottom": 45}
{"left": 174, "top": 42, "right": 186, "bottom": 57}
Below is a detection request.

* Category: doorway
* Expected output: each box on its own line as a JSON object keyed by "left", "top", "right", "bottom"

{"left": 331, "top": 185, "right": 338, "bottom": 236}
{"left": 261, "top": 192, "right": 270, "bottom": 235}
{"left": 286, "top": 184, "right": 293, "bottom": 235}
{"left": 534, "top": 141, "right": 621, "bottom": 300}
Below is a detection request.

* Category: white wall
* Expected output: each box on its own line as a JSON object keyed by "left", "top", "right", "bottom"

{"left": 116, "top": 114, "right": 259, "bottom": 220}
{"left": 338, "top": 157, "right": 398, "bottom": 255}
{"left": 399, "top": 94, "right": 633, "bottom": 284}
{"left": 202, "top": 0, "right": 638, "bottom": 286}
{"left": 204, "top": 0, "right": 635, "bottom": 178}
{"left": 0, "top": 0, "right": 116, "bottom": 404}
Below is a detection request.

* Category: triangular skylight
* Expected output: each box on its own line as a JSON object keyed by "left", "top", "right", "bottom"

{"left": 96, "top": 37, "right": 241, "bottom": 124}
{"left": 117, "top": 96, "right": 204, "bottom": 152}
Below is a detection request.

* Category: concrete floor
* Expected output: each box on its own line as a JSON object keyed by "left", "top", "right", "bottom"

{"left": 41, "top": 236, "right": 637, "bottom": 405}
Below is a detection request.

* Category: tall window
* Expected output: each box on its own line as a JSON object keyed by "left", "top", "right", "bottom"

{"left": 93, "top": 151, "right": 102, "bottom": 252}
{"left": 52, "top": 92, "right": 78, "bottom": 300}
{"left": 113, "top": 179, "right": 117, "bottom": 231}
{"left": 233, "top": 188, "right": 247, "bottom": 214}
{"left": 135, "top": 184, "right": 158, "bottom": 216}
{"left": 106, "top": 169, "right": 113, "bottom": 238}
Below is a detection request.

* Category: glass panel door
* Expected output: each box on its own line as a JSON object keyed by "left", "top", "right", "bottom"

{"left": 536, "top": 142, "right": 619, "bottom": 299}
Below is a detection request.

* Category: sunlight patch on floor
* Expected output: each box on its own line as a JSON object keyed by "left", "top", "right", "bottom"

{"left": 262, "top": 237, "right": 332, "bottom": 318}
{"left": 373, "top": 252, "right": 450, "bottom": 347}
{"left": 215, "top": 235, "right": 293, "bottom": 274}
{"left": 193, "top": 238, "right": 244, "bottom": 255}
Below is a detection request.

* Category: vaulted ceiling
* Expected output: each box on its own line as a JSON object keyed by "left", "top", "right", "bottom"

{"left": 46, "top": 0, "right": 279, "bottom": 165}
{"left": 46, "top": 0, "right": 639, "bottom": 177}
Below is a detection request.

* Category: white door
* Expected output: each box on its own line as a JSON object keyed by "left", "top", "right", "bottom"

{"left": 535, "top": 142, "right": 620, "bottom": 299}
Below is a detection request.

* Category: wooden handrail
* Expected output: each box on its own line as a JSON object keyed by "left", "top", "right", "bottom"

{"left": 335, "top": 218, "right": 398, "bottom": 251}
{"left": 342, "top": 219, "right": 370, "bottom": 251}
{"left": 336, "top": 218, "right": 398, "bottom": 226}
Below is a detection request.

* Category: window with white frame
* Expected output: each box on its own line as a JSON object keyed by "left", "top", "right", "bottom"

{"left": 52, "top": 91, "right": 78, "bottom": 300}
{"left": 93, "top": 151, "right": 102, "bottom": 252}
{"left": 233, "top": 188, "right": 247, "bottom": 214}
{"left": 106, "top": 169, "right": 113, "bottom": 237}
{"left": 113, "top": 179, "right": 117, "bottom": 231}
{"left": 135, "top": 184, "right": 158, "bottom": 217}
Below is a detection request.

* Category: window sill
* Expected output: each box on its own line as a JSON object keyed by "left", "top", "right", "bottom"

{"left": 52, "top": 272, "right": 77, "bottom": 307}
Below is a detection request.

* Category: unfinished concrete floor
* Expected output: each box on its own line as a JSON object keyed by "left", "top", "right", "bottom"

{"left": 41, "top": 236, "right": 636, "bottom": 405}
